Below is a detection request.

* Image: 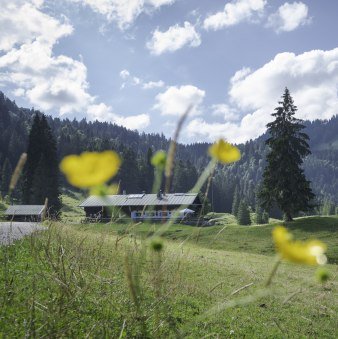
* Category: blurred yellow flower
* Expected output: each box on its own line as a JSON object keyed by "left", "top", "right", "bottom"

{"left": 151, "top": 150, "right": 167, "bottom": 169}
{"left": 60, "top": 151, "right": 121, "bottom": 188}
{"left": 273, "top": 226, "right": 327, "bottom": 265}
{"left": 208, "top": 139, "right": 241, "bottom": 164}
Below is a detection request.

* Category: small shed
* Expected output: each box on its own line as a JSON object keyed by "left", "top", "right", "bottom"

{"left": 5, "top": 205, "right": 46, "bottom": 222}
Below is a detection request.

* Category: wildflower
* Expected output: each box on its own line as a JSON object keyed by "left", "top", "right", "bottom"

{"left": 151, "top": 150, "right": 167, "bottom": 169}
{"left": 60, "top": 151, "right": 121, "bottom": 188}
{"left": 208, "top": 139, "right": 241, "bottom": 164}
{"left": 316, "top": 267, "right": 330, "bottom": 283}
{"left": 272, "top": 226, "right": 327, "bottom": 265}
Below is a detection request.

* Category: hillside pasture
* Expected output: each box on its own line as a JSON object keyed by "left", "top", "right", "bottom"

{"left": 0, "top": 216, "right": 337, "bottom": 337}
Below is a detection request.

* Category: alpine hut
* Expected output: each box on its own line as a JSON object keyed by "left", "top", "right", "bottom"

{"left": 79, "top": 192, "right": 202, "bottom": 222}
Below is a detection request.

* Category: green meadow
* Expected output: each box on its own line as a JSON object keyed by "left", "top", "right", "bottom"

{"left": 0, "top": 215, "right": 337, "bottom": 338}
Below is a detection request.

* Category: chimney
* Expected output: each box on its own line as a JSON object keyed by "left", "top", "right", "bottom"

{"left": 157, "top": 190, "right": 163, "bottom": 200}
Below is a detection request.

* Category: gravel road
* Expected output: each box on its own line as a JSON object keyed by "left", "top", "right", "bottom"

{"left": 0, "top": 222, "right": 46, "bottom": 245}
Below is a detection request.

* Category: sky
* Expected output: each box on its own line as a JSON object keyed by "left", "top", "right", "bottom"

{"left": 0, "top": 0, "right": 338, "bottom": 143}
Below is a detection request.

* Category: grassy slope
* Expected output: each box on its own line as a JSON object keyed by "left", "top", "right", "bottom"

{"left": 0, "top": 216, "right": 337, "bottom": 337}
{"left": 60, "top": 191, "right": 85, "bottom": 222}
{"left": 73, "top": 215, "right": 338, "bottom": 264}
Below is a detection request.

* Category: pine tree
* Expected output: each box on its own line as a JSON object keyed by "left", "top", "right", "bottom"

{"left": 255, "top": 202, "right": 263, "bottom": 224}
{"left": 259, "top": 88, "right": 315, "bottom": 221}
{"left": 22, "top": 114, "right": 61, "bottom": 216}
{"left": 237, "top": 200, "right": 251, "bottom": 225}
{"left": 1, "top": 158, "right": 12, "bottom": 197}
{"left": 232, "top": 186, "right": 240, "bottom": 216}
{"left": 22, "top": 114, "right": 42, "bottom": 204}
{"left": 40, "top": 115, "right": 61, "bottom": 215}
{"left": 262, "top": 211, "right": 269, "bottom": 224}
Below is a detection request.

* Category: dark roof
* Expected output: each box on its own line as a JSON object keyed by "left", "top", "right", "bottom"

{"left": 79, "top": 193, "right": 199, "bottom": 208}
{"left": 5, "top": 205, "right": 45, "bottom": 216}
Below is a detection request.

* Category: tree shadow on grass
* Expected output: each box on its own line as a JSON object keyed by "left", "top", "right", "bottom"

{"left": 286, "top": 216, "right": 338, "bottom": 233}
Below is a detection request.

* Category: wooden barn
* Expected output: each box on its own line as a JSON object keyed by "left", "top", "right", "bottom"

{"left": 5, "top": 205, "right": 46, "bottom": 222}
{"left": 79, "top": 192, "right": 202, "bottom": 222}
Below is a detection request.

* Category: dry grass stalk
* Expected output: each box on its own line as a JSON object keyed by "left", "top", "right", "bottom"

{"left": 9, "top": 152, "right": 27, "bottom": 193}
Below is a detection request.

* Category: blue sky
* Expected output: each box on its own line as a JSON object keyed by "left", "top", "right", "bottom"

{"left": 1, "top": 0, "right": 338, "bottom": 143}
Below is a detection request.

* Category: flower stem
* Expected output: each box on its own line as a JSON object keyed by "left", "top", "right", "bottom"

{"left": 265, "top": 256, "right": 281, "bottom": 287}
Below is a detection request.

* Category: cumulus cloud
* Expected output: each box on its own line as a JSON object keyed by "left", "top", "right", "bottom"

{"left": 154, "top": 85, "right": 205, "bottom": 116}
{"left": 87, "top": 103, "right": 150, "bottom": 130}
{"left": 186, "top": 109, "right": 267, "bottom": 143}
{"left": 0, "top": 0, "right": 73, "bottom": 52}
{"left": 147, "top": 22, "right": 201, "bottom": 55}
{"left": 267, "top": 2, "right": 310, "bottom": 33}
{"left": 69, "top": 0, "right": 175, "bottom": 29}
{"left": 0, "top": 0, "right": 150, "bottom": 130}
{"left": 119, "top": 69, "right": 164, "bottom": 89}
{"left": 212, "top": 104, "right": 239, "bottom": 121}
{"left": 187, "top": 48, "right": 338, "bottom": 143}
{"left": 142, "top": 80, "right": 165, "bottom": 89}
{"left": 0, "top": 0, "right": 92, "bottom": 115}
{"left": 203, "top": 0, "right": 266, "bottom": 31}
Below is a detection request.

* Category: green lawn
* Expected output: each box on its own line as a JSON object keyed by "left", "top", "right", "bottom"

{"left": 0, "top": 216, "right": 337, "bottom": 337}
{"left": 72, "top": 215, "right": 338, "bottom": 264}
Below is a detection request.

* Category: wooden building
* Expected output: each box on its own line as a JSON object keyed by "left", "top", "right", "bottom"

{"left": 5, "top": 205, "right": 46, "bottom": 222}
{"left": 79, "top": 192, "right": 202, "bottom": 222}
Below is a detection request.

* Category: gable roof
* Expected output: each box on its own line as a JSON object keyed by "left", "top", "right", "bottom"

{"left": 5, "top": 205, "right": 45, "bottom": 216}
{"left": 79, "top": 193, "right": 199, "bottom": 208}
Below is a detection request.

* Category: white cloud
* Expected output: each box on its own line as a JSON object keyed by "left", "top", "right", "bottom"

{"left": 119, "top": 68, "right": 164, "bottom": 90}
{"left": 267, "top": 2, "right": 310, "bottom": 33}
{"left": 119, "top": 69, "right": 130, "bottom": 79}
{"left": 154, "top": 85, "right": 205, "bottom": 116}
{"left": 69, "top": 0, "right": 175, "bottom": 29}
{"left": 0, "top": 1, "right": 149, "bottom": 130}
{"left": 147, "top": 22, "right": 201, "bottom": 55}
{"left": 0, "top": 0, "right": 73, "bottom": 52}
{"left": 142, "top": 80, "right": 165, "bottom": 89}
{"left": 0, "top": 0, "right": 92, "bottom": 115}
{"left": 229, "top": 48, "right": 338, "bottom": 120}
{"left": 87, "top": 103, "right": 150, "bottom": 130}
{"left": 203, "top": 0, "right": 266, "bottom": 31}
{"left": 187, "top": 109, "right": 267, "bottom": 143}
{"left": 212, "top": 104, "right": 239, "bottom": 121}
{"left": 188, "top": 48, "right": 338, "bottom": 143}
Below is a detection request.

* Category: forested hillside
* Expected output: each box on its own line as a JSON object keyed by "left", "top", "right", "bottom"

{"left": 0, "top": 91, "right": 337, "bottom": 213}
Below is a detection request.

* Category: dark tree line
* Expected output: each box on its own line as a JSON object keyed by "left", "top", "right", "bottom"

{"left": 0, "top": 91, "right": 337, "bottom": 216}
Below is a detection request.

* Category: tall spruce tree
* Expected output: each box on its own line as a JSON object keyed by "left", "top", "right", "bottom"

{"left": 22, "top": 114, "right": 61, "bottom": 216}
{"left": 259, "top": 88, "right": 315, "bottom": 221}
{"left": 237, "top": 200, "right": 251, "bottom": 225}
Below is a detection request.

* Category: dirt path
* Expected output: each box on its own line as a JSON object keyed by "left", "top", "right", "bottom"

{"left": 0, "top": 222, "right": 46, "bottom": 245}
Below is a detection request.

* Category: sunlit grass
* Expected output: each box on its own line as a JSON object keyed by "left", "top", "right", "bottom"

{"left": 0, "top": 218, "right": 337, "bottom": 337}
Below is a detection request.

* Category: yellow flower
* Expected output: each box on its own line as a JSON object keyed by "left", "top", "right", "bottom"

{"left": 208, "top": 139, "right": 241, "bottom": 164}
{"left": 60, "top": 151, "right": 121, "bottom": 188}
{"left": 272, "top": 226, "right": 327, "bottom": 265}
{"left": 151, "top": 150, "right": 167, "bottom": 169}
